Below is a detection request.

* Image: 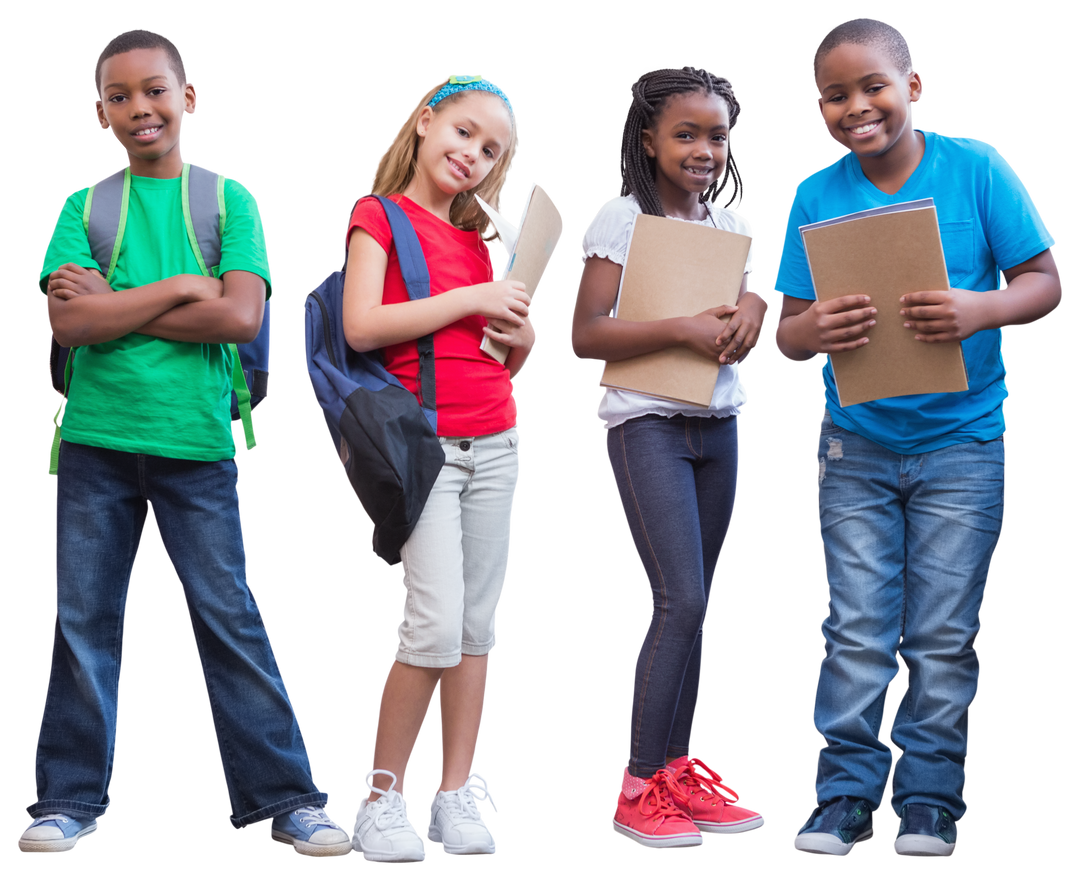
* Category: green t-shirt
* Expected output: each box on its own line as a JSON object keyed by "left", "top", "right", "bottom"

{"left": 41, "top": 173, "right": 271, "bottom": 461}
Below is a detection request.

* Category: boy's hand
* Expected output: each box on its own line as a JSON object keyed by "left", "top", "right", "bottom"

{"left": 47, "top": 264, "right": 112, "bottom": 300}
{"left": 900, "top": 289, "right": 986, "bottom": 342}
{"left": 682, "top": 305, "right": 737, "bottom": 360}
{"left": 805, "top": 296, "right": 877, "bottom": 352}
{"left": 717, "top": 292, "right": 768, "bottom": 364}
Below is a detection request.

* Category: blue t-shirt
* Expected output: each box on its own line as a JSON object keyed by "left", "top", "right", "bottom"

{"left": 775, "top": 132, "right": 1053, "bottom": 454}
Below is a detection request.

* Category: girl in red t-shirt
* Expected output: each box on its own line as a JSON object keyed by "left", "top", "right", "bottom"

{"left": 342, "top": 77, "right": 529, "bottom": 862}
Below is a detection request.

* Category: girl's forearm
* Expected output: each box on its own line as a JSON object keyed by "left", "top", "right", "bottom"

{"left": 571, "top": 315, "right": 693, "bottom": 362}
{"left": 344, "top": 287, "right": 476, "bottom": 353}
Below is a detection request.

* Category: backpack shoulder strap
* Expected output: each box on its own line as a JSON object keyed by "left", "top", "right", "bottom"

{"left": 181, "top": 164, "right": 223, "bottom": 275}
{"left": 84, "top": 168, "right": 129, "bottom": 282}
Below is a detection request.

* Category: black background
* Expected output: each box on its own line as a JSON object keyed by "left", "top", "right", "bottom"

{"left": 21, "top": 18, "right": 1067, "bottom": 868}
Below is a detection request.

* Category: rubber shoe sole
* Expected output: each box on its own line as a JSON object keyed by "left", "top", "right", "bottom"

{"left": 697, "top": 814, "right": 764, "bottom": 834}
{"left": 794, "top": 828, "right": 873, "bottom": 855}
{"left": 895, "top": 833, "right": 954, "bottom": 856}
{"left": 428, "top": 824, "right": 495, "bottom": 855}
{"left": 18, "top": 819, "right": 97, "bottom": 853}
{"left": 613, "top": 819, "right": 702, "bottom": 848}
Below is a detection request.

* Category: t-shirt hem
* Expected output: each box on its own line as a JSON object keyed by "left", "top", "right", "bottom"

{"left": 60, "top": 430, "right": 235, "bottom": 462}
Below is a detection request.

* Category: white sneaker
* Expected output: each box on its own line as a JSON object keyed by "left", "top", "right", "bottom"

{"left": 428, "top": 775, "right": 496, "bottom": 854}
{"left": 353, "top": 770, "right": 425, "bottom": 862}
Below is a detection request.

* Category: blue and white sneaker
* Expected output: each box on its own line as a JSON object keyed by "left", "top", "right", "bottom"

{"left": 895, "top": 803, "right": 957, "bottom": 856}
{"left": 794, "top": 796, "right": 873, "bottom": 855}
{"left": 271, "top": 806, "right": 352, "bottom": 856}
{"left": 19, "top": 814, "right": 97, "bottom": 852}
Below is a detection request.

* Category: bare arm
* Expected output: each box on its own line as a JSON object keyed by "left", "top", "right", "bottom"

{"left": 47, "top": 263, "right": 221, "bottom": 347}
{"left": 136, "top": 270, "right": 266, "bottom": 344}
{"left": 484, "top": 316, "right": 535, "bottom": 378}
{"left": 342, "top": 228, "right": 529, "bottom": 353}
{"left": 571, "top": 256, "right": 737, "bottom": 362}
{"left": 900, "top": 249, "right": 1061, "bottom": 342}
{"left": 775, "top": 294, "right": 878, "bottom": 361}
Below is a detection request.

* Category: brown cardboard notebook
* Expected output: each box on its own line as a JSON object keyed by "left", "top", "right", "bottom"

{"left": 600, "top": 214, "right": 751, "bottom": 407}
{"left": 800, "top": 199, "right": 968, "bottom": 407}
{"left": 479, "top": 185, "right": 563, "bottom": 364}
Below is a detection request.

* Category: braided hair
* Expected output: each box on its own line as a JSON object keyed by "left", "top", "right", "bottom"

{"left": 620, "top": 67, "right": 742, "bottom": 217}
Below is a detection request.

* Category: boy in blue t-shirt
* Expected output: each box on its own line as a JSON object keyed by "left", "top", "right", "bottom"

{"left": 19, "top": 31, "right": 349, "bottom": 857}
{"left": 775, "top": 19, "right": 1059, "bottom": 858}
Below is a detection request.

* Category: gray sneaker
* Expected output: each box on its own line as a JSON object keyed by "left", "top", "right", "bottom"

{"left": 895, "top": 803, "right": 956, "bottom": 856}
{"left": 428, "top": 775, "right": 496, "bottom": 855}
{"left": 353, "top": 770, "right": 425, "bottom": 862}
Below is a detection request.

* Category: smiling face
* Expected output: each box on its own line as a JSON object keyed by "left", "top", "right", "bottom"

{"left": 411, "top": 91, "right": 513, "bottom": 207}
{"left": 641, "top": 91, "right": 730, "bottom": 215}
{"left": 96, "top": 47, "right": 194, "bottom": 178}
{"left": 816, "top": 41, "right": 921, "bottom": 162}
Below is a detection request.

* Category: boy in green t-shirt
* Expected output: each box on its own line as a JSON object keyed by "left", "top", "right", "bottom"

{"left": 19, "top": 31, "right": 349, "bottom": 857}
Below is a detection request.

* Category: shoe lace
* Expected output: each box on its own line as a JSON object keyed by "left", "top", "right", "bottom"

{"left": 364, "top": 769, "right": 411, "bottom": 832}
{"left": 34, "top": 814, "right": 70, "bottom": 825}
{"left": 291, "top": 806, "right": 336, "bottom": 829}
{"left": 636, "top": 769, "right": 689, "bottom": 820}
{"left": 443, "top": 774, "right": 497, "bottom": 819}
{"left": 674, "top": 758, "right": 740, "bottom": 806}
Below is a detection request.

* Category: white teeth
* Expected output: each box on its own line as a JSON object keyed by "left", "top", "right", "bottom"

{"left": 851, "top": 123, "right": 879, "bottom": 135}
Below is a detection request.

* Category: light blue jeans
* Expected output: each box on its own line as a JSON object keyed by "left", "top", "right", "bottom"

{"left": 31, "top": 442, "right": 325, "bottom": 827}
{"left": 813, "top": 413, "right": 1004, "bottom": 818}
{"left": 397, "top": 428, "right": 519, "bottom": 668}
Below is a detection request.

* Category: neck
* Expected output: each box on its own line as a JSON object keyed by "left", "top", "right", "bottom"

{"left": 857, "top": 128, "right": 925, "bottom": 196}
{"left": 128, "top": 151, "right": 184, "bottom": 180}
{"left": 655, "top": 177, "right": 708, "bottom": 221}
{"left": 402, "top": 174, "right": 456, "bottom": 223}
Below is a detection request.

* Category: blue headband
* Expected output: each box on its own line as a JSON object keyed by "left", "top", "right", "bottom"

{"left": 429, "top": 76, "right": 513, "bottom": 116}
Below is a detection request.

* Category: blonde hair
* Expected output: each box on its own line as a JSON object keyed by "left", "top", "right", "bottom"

{"left": 372, "top": 82, "right": 517, "bottom": 239}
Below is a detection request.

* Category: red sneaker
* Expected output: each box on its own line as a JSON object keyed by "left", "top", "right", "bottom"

{"left": 613, "top": 768, "right": 702, "bottom": 848}
{"left": 667, "top": 756, "right": 763, "bottom": 833}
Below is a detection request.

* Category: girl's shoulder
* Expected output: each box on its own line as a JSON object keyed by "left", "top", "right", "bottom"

{"left": 582, "top": 195, "right": 641, "bottom": 265}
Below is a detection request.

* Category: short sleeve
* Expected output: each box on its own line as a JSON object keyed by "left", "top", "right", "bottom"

{"left": 218, "top": 178, "right": 272, "bottom": 296}
{"left": 582, "top": 197, "right": 639, "bottom": 266}
{"left": 774, "top": 186, "right": 816, "bottom": 301}
{"left": 982, "top": 146, "right": 1054, "bottom": 271}
{"left": 40, "top": 190, "right": 96, "bottom": 293}
{"left": 347, "top": 196, "right": 393, "bottom": 254}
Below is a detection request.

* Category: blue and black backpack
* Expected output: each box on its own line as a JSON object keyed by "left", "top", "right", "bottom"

{"left": 305, "top": 196, "right": 444, "bottom": 565}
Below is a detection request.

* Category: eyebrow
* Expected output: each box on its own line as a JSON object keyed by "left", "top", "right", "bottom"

{"left": 821, "top": 72, "right": 891, "bottom": 91}
{"left": 671, "top": 121, "right": 729, "bottom": 131}
{"left": 102, "top": 75, "right": 170, "bottom": 91}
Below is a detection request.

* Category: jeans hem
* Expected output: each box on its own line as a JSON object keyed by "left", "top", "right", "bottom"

{"left": 230, "top": 791, "right": 328, "bottom": 828}
{"left": 395, "top": 649, "right": 462, "bottom": 669}
{"left": 29, "top": 798, "right": 108, "bottom": 821}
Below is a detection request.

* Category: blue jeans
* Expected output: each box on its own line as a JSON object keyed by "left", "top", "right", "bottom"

{"left": 814, "top": 415, "right": 1004, "bottom": 818}
{"left": 608, "top": 415, "right": 738, "bottom": 778}
{"left": 31, "top": 442, "right": 325, "bottom": 827}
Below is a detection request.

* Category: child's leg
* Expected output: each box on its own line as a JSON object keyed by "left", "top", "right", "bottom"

{"left": 439, "top": 654, "right": 488, "bottom": 791}
{"left": 369, "top": 661, "right": 442, "bottom": 797}
{"left": 814, "top": 416, "right": 906, "bottom": 808}
{"left": 607, "top": 416, "right": 731, "bottom": 778}
{"left": 666, "top": 416, "right": 737, "bottom": 760}
{"left": 31, "top": 443, "right": 148, "bottom": 820}
{"left": 146, "top": 454, "right": 323, "bottom": 828}
{"left": 889, "top": 437, "right": 1003, "bottom": 819}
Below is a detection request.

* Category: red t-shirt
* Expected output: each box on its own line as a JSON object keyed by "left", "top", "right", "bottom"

{"left": 347, "top": 195, "right": 516, "bottom": 437}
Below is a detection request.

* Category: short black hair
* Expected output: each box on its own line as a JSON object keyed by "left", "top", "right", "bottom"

{"left": 96, "top": 30, "right": 186, "bottom": 94}
{"left": 814, "top": 19, "right": 912, "bottom": 78}
{"left": 620, "top": 67, "right": 743, "bottom": 216}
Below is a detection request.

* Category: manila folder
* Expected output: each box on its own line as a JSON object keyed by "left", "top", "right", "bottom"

{"left": 600, "top": 214, "right": 750, "bottom": 407}
{"left": 800, "top": 200, "right": 968, "bottom": 407}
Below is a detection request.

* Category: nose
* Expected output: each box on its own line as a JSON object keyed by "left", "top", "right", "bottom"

{"left": 129, "top": 94, "right": 151, "bottom": 117}
{"left": 848, "top": 91, "right": 872, "bottom": 117}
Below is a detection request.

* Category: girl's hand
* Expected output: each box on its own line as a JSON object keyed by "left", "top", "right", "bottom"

{"left": 681, "top": 305, "right": 737, "bottom": 359}
{"left": 48, "top": 264, "right": 112, "bottom": 300}
{"left": 900, "top": 289, "right": 986, "bottom": 342}
{"left": 717, "top": 291, "right": 768, "bottom": 364}
{"left": 467, "top": 280, "right": 530, "bottom": 326}
{"left": 484, "top": 315, "right": 535, "bottom": 350}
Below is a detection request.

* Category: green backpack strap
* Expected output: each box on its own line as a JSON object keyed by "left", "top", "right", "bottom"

{"left": 181, "top": 164, "right": 255, "bottom": 450}
{"left": 48, "top": 350, "right": 75, "bottom": 475}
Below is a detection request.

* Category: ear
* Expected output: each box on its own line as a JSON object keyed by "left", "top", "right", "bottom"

{"left": 184, "top": 83, "right": 196, "bottom": 114}
{"left": 908, "top": 71, "right": 922, "bottom": 103}
{"left": 96, "top": 100, "right": 109, "bottom": 130}
{"left": 641, "top": 128, "right": 656, "bottom": 159}
{"left": 416, "top": 106, "right": 434, "bottom": 138}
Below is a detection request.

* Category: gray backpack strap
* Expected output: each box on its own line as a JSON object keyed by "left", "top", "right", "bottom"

{"left": 182, "top": 164, "right": 223, "bottom": 274}
{"left": 85, "top": 168, "right": 129, "bottom": 281}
